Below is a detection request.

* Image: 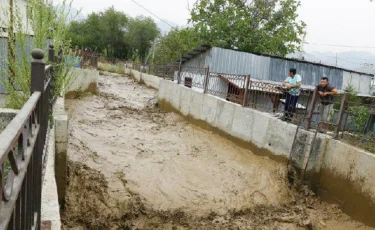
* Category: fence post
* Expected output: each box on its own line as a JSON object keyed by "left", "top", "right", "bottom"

{"left": 306, "top": 87, "right": 319, "bottom": 130}
{"left": 48, "top": 44, "right": 55, "bottom": 63}
{"left": 242, "top": 75, "right": 251, "bottom": 106}
{"left": 31, "top": 48, "right": 46, "bottom": 227}
{"left": 31, "top": 49, "right": 46, "bottom": 93}
{"left": 203, "top": 66, "right": 210, "bottom": 93}
{"left": 335, "top": 93, "right": 348, "bottom": 139}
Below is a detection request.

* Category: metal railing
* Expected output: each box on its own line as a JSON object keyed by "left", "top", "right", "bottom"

{"left": 338, "top": 99, "right": 375, "bottom": 152}
{"left": 173, "top": 67, "right": 375, "bottom": 152}
{"left": 0, "top": 47, "right": 54, "bottom": 229}
{"left": 178, "top": 66, "right": 208, "bottom": 89}
{"left": 80, "top": 55, "right": 98, "bottom": 69}
{"left": 205, "top": 72, "right": 248, "bottom": 104}
{"left": 245, "top": 80, "right": 315, "bottom": 123}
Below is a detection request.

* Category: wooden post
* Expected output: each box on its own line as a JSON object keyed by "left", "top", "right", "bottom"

{"left": 48, "top": 45, "right": 55, "bottom": 63}
{"left": 203, "top": 66, "right": 210, "bottom": 93}
{"left": 306, "top": 87, "right": 319, "bottom": 130}
{"left": 335, "top": 93, "right": 348, "bottom": 139}
{"left": 242, "top": 75, "right": 251, "bottom": 106}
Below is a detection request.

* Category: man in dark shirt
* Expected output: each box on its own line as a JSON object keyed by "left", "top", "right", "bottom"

{"left": 317, "top": 77, "right": 338, "bottom": 133}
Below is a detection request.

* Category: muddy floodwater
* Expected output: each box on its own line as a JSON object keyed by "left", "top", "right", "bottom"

{"left": 62, "top": 73, "right": 371, "bottom": 230}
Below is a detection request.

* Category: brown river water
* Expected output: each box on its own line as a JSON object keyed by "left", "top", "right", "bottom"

{"left": 62, "top": 72, "right": 371, "bottom": 230}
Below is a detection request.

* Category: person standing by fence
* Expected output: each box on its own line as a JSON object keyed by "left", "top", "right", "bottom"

{"left": 317, "top": 77, "right": 338, "bottom": 133}
{"left": 281, "top": 68, "right": 302, "bottom": 121}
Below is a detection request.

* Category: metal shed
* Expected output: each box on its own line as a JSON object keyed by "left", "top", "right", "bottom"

{"left": 178, "top": 46, "right": 375, "bottom": 97}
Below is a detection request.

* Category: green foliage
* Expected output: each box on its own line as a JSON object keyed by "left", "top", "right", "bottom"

{"left": 342, "top": 84, "right": 373, "bottom": 134}
{"left": 153, "top": 27, "right": 202, "bottom": 65}
{"left": 67, "top": 7, "right": 129, "bottom": 58}
{"left": 344, "top": 84, "right": 360, "bottom": 103}
{"left": 67, "top": 8, "right": 159, "bottom": 62}
{"left": 0, "top": 0, "right": 78, "bottom": 109}
{"left": 126, "top": 16, "right": 160, "bottom": 61}
{"left": 349, "top": 105, "right": 371, "bottom": 132}
{"left": 152, "top": 0, "right": 306, "bottom": 65}
{"left": 189, "top": 0, "right": 306, "bottom": 56}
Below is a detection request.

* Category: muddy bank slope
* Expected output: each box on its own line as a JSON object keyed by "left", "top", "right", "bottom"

{"left": 63, "top": 73, "right": 370, "bottom": 230}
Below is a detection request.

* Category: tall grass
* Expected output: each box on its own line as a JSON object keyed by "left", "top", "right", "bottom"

{"left": 98, "top": 62, "right": 125, "bottom": 75}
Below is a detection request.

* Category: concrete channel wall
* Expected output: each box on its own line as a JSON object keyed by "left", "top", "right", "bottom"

{"left": 125, "top": 67, "right": 160, "bottom": 89}
{"left": 155, "top": 78, "right": 375, "bottom": 227}
{"left": 125, "top": 66, "right": 375, "bottom": 226}
{"left": 65, "top": 68, "right": 99, "bottom": 98}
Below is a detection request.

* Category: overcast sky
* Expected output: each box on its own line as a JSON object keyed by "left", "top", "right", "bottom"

{"left": 69, "top": 0, "right": 375, "bottom": 54}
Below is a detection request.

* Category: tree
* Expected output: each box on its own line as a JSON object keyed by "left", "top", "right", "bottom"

{"left": 66, "top": 9, "right": 160, "bottom": 61}
{"left": 67, "top": 13, "right": 104, "bottom": 53}
{"left": 153, "top": 27, "right": 201, "bottom": 64}
{"left": 125, "top": 16, "right": 160, "bottom": 62}
{"left": 100, "top": 7, "right": 128, "bottom": 58}
{"left": 66, "top": 7, "right": 128, "bottom": 58}
{"left": 189, "top": 0, "right": 306, "bottom": 56}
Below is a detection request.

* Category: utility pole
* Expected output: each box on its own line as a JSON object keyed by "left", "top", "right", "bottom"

{"left": 8, "top": 0, "right": 16, "bottom": 87}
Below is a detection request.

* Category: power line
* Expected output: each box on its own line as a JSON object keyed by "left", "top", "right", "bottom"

{"left": 311, "top": 51, "right": 375, "bottom": 61}
{"left": 304, "top": 41, "right": 375, "bottom": 49}
{"left": 128, "top": 0, "right": 175, "bottom": 28}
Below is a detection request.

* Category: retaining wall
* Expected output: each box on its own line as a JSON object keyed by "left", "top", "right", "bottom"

{"left": 65, "top": 68, "right": 99, "bottom": 98}
{"left": 53, "top": 97, "right": 68, "bottom": 207}
{"left": 124, "top": 65, "right": 375, "bottom": 226}
{"left": 41, "top": 126, "right": 62, "bottom": 230}
{"left": 125, "top": 67, "right": 160, "bottom": 89}
{"left": 158, "top": 79, "right": 375, "bottom": 227}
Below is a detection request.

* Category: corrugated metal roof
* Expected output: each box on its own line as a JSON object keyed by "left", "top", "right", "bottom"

{"left": 178, "top": 45, "right": 374, "bottom": 77}
{"left": 176, "top": 45, "right": 211, "bottom": 63}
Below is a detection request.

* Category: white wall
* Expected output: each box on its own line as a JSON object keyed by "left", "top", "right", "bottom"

{"left": 66, "top": 68, "right": 99, "bottom": 95}
{"left": 342, "top": 71, "right": 372, "bottom": 95}
{"left": 125, "top": 66, "right": 161, "bottom": 89}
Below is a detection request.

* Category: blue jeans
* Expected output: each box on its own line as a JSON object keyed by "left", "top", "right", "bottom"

{"left": 284, "top": 93, "right": 299, "bottom": 119}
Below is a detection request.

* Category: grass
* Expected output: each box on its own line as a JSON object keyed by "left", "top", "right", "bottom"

{"left": 98, "top": 62, "right": 125, "bottom": 75}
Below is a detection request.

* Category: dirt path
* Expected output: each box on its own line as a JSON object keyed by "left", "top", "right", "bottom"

{"left": 62, "top": 73, "right": 371, "bottom": 230}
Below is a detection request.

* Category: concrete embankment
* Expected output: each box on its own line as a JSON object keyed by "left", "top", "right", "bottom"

{"left": 125, "top": 66, "right": 375, "bottom": 226}
{"left": 154, "top": 75, "right": 375, "bottom": 227}
{"left": 62, "top": 71, "right": 370, "bottom": 229}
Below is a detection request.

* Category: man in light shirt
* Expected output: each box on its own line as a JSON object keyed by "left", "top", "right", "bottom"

{"left": 281, "top": 68, "right": 302, "bottom": 121}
